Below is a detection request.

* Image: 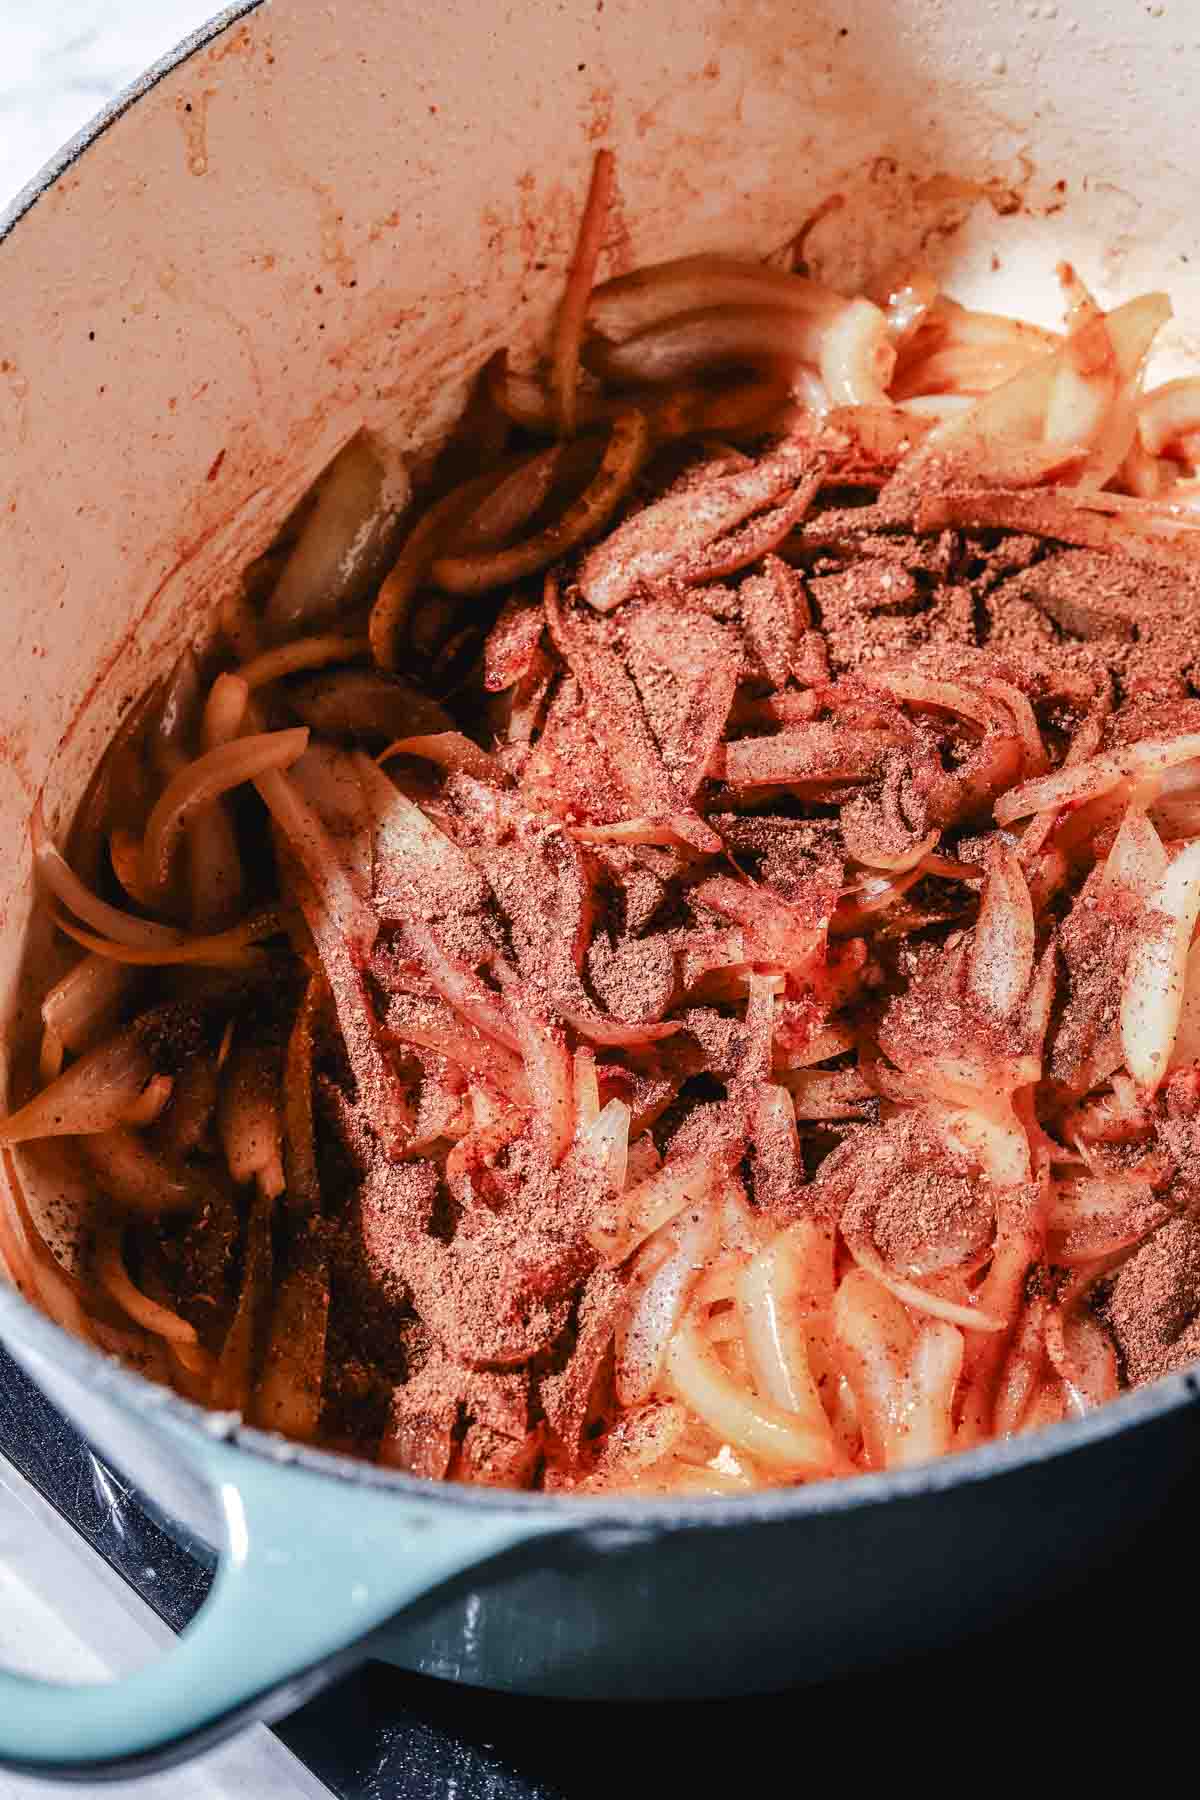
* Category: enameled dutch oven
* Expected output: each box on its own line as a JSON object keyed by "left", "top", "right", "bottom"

{"left": 1, "top": 0, "right": 1198, "bottom": 1776}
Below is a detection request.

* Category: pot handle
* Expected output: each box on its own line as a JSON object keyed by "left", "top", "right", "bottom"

{"left": 0, "top": 1426, "right": 554, "bottom": 1777}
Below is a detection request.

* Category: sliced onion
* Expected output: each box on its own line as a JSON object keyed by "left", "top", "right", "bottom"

{"left": 667, "top": 1305, "right": 835, "bottom": 1475}
{"left": 369, "top": 465, "right": 506, "bottom": 670}
{"left": 869, "top": 259, "right": 938, "bottom": 346}
{"left": 140, "top": 728, "right": 308, "bottom": 904}
{"left": 1, "top": 1149, "right": 93, "bottom": 1340}
{"left": 926, "top": 1098, "right": 1033, "bottom": 1188}
{"left": 995, "top": 732, "right": 1200, "bottom": 827}
{"left": 383, "top": 993, "right": 529, "bottom": 1104}
{"left": 79, "top": 1127, "right": 209, "bottom": 1215}
{"left": 843, "top": 1227, "right": 1004, "bottom": 1333}
{"left": 1170, "top": 937, "right": 1200, "bottom": 1068}
{"left": 1045, "top": 1286, "right": 1119, "bottom": 1417}
{"left": 831, "top": 1268, "right": 914, "bottom": 1468}
{"left": 51, "top": 905, "right": 283, "bottom": 969}
{"left": 553, "top": 148, "right": 615, "bottom": 436}
{"left": 211, "top": 1188, "right": 274, "bottom": 1415}
{"left": 668, "top": 459, "right": 827, "bottom": 586}
{"left": 378, "top": 731, "right": 507, "bottom": 785}
{"left": 915, "top": 488, "right": 1200, "bottom": 574}
{"left": 236, "top": 633, "right": 370, "bottom": 691}
{"left": 218, "top": 1043, "right": 285, "bottom": 1195}
{"left": 966, "top": 843, "right": 1035, "bottom": 1019}
{"left": 283, "top": 976, "right": 322, "bottom": 1216}
{"left": 32, "top": 798, "right": 182, "bottom": 949}
{"left": 0, "top": 1030, "right": 155, "bottom": 1145}
{"left": 1043, "top": 312, "right": 1117, "bottom": 454}
{"left": 121, "top": 1074, "right": 174, "bottom": 1127}
{"left": 1120, "top": 838, "right": 1200, "bottom": 1091}
{"left": 1073, "top": 293, "right": 1172, "bottom": 490}
{"left": 1098, "top": 809, "right": 1168, "bottom": 905}
{"left": 580, "top": 1096, "right": 631, "bottom": 1197}
{"left": 588, "top": 254, "right": 851, "bottom": 341}
{"left": 736, "top": 1234, "right": 834, "bottom": 1445}
{"left": 1046, "top": 1174, "right": 1164, "bottom": 1264}
{"left": 615, "top": 1203, "right": 719, "bottom": 1407}
{"left": 509, "top": 1002, "right": 573, "bottom": 1167}
{"left": 400, "top": 918, "right": 520, "bottom": 1054}
{"left": 266, "top": 435, "right": 408, "bottom": 636}
{"left": 41, "top": 955, "right": 132, "bottom": 1056}
{"left": 431, "top": 409, "right": 650, "bottom": 595}
{"left": 253, "top": 1230, "right": 329, "bottom": 1441}
{"left": 201, "top": 672, "right": 250, "bottom": 751}
{"left": 693, "top": 875, "right": 830, "bottom": 976}
{"left": 1139, "top": 376, "right": 1200, "bottom": 456}
{"left": 592, "top": 1144, "right": 721, "bottom": 1263}
{"left": 260, "top": 766, "right": 415, "bottom": 1157}
{"left": 590, "top": 300, "right": 895, "bottom": 409}
{"left": 723, "top": 723, "right": 897, "bottom": 790}
{"left": 95, "top": 1223, "right": 197, "bottom": 1345}
{"left": 578, "top": 448, "right": 804, "bottom": 613}
{"left": 893, "top": 1320, "right": 965, "bottom": 1467}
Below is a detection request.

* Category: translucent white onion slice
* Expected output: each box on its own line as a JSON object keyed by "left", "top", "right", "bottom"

{"left": 966, "top": 843, "right": 1034, "bottom": 1019}
{"left": 1170, "top": 937, "right": 1200, "bottom": 1069}
{"left": 615, "top": 1203, "right": 717, "bottom": 1407}
{"left": 1120, "top": 838, "right": 1200, "bottom": 1091}
{"left": 1099, "top": 809, "right": 1169, "bottom": 904}
{"left": 994, "top": 732, "right": 1200, "bottom": 826}
{"left": 666, "top": 1309, "right": 836, "bottom": 1475}
{"left": 736, "top": 1234, "right": 833, "bottom": 1446}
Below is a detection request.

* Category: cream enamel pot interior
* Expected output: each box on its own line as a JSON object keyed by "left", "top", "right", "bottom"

{"left": 1, "top": 0, "right": 1199, "bottom": 1777}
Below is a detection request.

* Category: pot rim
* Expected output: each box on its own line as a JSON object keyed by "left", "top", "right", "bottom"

{"left": 3, "top": 1279, "right": 1195, "bottom": 1530}
{"left": 0, "top": 0, "right": 1196, "bottom": 1539}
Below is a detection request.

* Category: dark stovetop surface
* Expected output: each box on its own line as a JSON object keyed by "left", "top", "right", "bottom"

{"left": 0, "top": 1342, "right": 1193, "bottom": 1797}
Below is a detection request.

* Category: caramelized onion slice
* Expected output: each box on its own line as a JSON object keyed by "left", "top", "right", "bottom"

{"left": 79, "top": 1127, "right": 210, "bottom": 1216}
{"left": 141, "top": 729, "right": 309, "bottom": 904}
{"left": 588, "top": 254, "right": 851, "bottom": 341}
{"left": 431, "top": 410, "right": 650, "bottom": 595}
{"left": 32, "top": 798, "right": 183, "bottom": 950}
{"left": 95, "top": 1222, "right": 197, "bottom": 1345}
{"left": 0, "top": 1029, "right": 155, "bottom": 1145}
{"left": 51, "top": 906, "right": 284, "bottom": 969}
{"left": 236, "top": 634, "right": 370, "bottom": 691}
{"left": 553, "top": 148, "right": 615, "bottom": 436}
{"left": 41, "top": 955, "right": 132, "bottom": 1056}
{"left": 589, "top": 300, "right": 894, "bottom": 409}
{"left": 369, "top": 465, "right": 507, "bottom": 671}
{"left": 378, "top": 731, "right": 507, "bottom": 785}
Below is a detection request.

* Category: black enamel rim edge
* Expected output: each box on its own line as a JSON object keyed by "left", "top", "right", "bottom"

{"left": 0, "top": 0, "right": 1197, "bottom": 1536}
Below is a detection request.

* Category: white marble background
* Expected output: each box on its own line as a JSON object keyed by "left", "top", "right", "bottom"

{"left": 0, "top": 15, "right": 337, "bottom": 1799}
{"left": 0, "top": 0, "right": 216, "bottom": 208}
